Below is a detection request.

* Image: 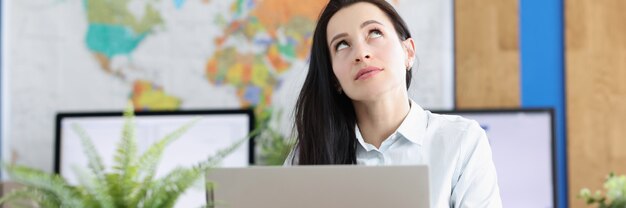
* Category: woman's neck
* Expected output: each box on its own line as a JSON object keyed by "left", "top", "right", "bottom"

{"left": 353, "top": 93, "right": 411, "bottom": 149}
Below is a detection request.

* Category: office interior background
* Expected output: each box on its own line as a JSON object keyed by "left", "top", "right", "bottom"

{"left": 1, "top": 0, "right": 625, "bottom": 208}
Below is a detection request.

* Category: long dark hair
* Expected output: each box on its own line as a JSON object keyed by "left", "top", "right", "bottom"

{"left": 293, "top": 0, "right": 413, "bottom": 165}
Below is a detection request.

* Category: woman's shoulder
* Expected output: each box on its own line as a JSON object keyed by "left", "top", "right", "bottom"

{"left": 422, "top": 111, "right": 486, "bottom": 146}
{"left": 425, "top": 111, "right": 482, "bottom": 134}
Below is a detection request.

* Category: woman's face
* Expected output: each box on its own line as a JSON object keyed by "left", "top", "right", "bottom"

{"left": 326, "top": 2, "right": 414, "bottom": 102}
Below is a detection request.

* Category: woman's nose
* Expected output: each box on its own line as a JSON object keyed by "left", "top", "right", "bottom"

{"left": 353, "top": 43, "right": 371, "bottom": 63}
{"left": 355, "top": 54, "right": 371, "bottom": 63}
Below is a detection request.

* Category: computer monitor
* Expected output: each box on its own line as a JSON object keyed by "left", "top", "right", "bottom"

{"left": 55, "top": 109, "right": 254, "bottom": 208}
{"left": 433, "top": 109, "right": 556, "bottom": 208}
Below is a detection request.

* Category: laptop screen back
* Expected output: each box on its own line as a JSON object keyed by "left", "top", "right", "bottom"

{"left": 205, "top": 165, "right": 430, "bottom": 208}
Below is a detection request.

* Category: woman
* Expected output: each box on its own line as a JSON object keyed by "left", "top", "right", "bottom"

{"left": 285, "top": 0, "right": 502, "bottom": 207}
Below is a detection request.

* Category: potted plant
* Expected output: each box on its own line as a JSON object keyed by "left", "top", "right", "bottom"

{"left": 0, "top": 105, "right": 258, "bottom": 207}
{"left": 579, "top": 172, "right": 626, "bottom": 208}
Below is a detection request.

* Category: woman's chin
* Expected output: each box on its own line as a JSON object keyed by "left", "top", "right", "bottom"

{"left": 345, "top": 84, "right": 406, "bottom": 103}
{"left": 346, "top": 90, "right": 387, "bottom": 102}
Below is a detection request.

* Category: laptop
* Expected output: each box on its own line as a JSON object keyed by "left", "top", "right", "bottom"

{"left": 205, "top": 165, "right": 429, "bottom": 208}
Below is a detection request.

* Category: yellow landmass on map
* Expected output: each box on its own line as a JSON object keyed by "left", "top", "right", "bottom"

{"left": 131, "top": 80, "right": 180, "bottom": 110}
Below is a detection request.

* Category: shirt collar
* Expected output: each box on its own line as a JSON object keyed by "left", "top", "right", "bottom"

{"left": 355, "top": 125, "right": 373, "bottom": 151}
{"left": 355, "top": 99, "right": 427, "bottom": 149}
{"left": 397, "top": 99, "right": 427, "bottom": 145}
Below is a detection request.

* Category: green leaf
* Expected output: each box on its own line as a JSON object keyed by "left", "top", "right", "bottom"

{"left": 4, "top": 164, "right": 83, "bottom": 207}
{"left": 142, "top": 167, "right": 202, "bottom": 208}
{"left": 72, "top": 123, "right": 113, "bottom": 206}
{"left": 112, "top": 103, "right": 139, "bottom": 205}
{"left": 136, "top": 117, "right": 200, "bottom": 175}
{"left": 0, "top": 187, "right": 60, "bottom": 208}
{"left": 143, "top": 126, "right": 262, "bottom": 208}
{"left": 72, "top": 166, "right": 115, "bottom": 208}
{"left": 199, "top": 124, "right": 263, "bottom": 171}
{"left": 131, "top": 117, "right": 200, "bottom": 206}
{"left": 71, "top": 123, "right": 107, "bottom": 181}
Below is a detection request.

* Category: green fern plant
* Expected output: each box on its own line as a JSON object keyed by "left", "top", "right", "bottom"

{"left": 0, "top": 105, "right": 259, "bottom": 208}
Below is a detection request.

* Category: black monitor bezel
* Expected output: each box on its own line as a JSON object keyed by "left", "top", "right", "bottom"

{"left": 54, "top": 109, "right": 255, "bottom": 174}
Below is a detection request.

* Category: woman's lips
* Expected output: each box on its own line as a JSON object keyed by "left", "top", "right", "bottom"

{"left": 355, "top": 66, "right": 383, "bottom": 80}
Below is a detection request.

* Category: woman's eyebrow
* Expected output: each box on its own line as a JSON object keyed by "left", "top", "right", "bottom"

{"left": 360, "top": 20, "right": 383, "bottom": 28}
{"left": 330, "top": 33, "right": 348, "bottom": 48}
{"left": 329, "top": 20, "right": 384, "bottom": 48}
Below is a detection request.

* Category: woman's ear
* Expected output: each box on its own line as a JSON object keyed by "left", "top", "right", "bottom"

{"left": 402, "top": 38, "right": 416, "bottom": 69}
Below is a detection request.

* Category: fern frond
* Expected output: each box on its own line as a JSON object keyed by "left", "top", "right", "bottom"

{"left": 142, "top": 167, "right": 202, "bottom": 208}
{"left": 142, "top": 124, "right": 262, "bottom": 208}
{"left": 154, "top": 134, "right": 253, "bottom": 208}
{"left": 73, "top": 186, "right": 100, "bottom": 208}
{"left": 104, "top": 173, "right": 139, "bottom": 207}
{"left": 72, "top": 123, "right": 113, "bottom": 206}
{"left": 136, "top": 117, "right": 200, "bottom": 176}
{"left": 71, "top": 123, "right": 107, "bottom": 180}
{"left": 130, "top": 117, "right": 200, "bottom": 206}
{"left": 0, "top": 187, "right": 60, "bottom": 208}
{"left": 5, "top": 164, "right": 83, "bottom": 207}
{"left": 112, "top": 103, "right": 139, "bottom": 205}
{"left": 199, "top": 126, "right": 262, "bottom": 170}
{"left": 72, "top": 166, "right": 115, "bottom": 208}
{"left": 115, "top": 104, "right": 138, "bottom": 173}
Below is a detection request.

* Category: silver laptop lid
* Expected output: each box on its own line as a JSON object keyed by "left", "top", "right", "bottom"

{"left": 206, "top": 165, "right": 429, "bottom": 208}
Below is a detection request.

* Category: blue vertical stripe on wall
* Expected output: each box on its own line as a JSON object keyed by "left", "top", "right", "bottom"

{"left": 520, "top": 0, "right": 566, "bottom": 207}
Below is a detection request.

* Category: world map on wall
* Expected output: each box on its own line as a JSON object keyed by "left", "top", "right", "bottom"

{"left": 84, "top": 0, "right": 331, "bottom": 121}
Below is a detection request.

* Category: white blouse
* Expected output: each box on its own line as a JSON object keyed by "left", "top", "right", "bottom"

{"left": 285, "top": 99, "right": 502, "bottom": 207}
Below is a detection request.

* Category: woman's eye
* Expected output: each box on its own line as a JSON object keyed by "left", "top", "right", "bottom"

{"left": 369, "top": 29, "right": 383, "bottom": 39}
{"left": 336, "top": 41, "right": 349, "bottom": 51}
